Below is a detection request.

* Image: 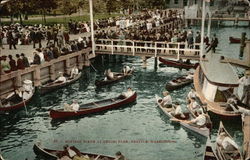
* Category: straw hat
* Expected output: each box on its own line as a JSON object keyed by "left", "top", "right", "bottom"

{"left": 23, "top": 79, "right": 32, "bottom": 84}
{"left": 162, "top": 91, "right": 169, "bottom": 96}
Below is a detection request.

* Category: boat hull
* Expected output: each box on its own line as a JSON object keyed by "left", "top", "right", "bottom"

{"left": 33, "top": 143, "right": 115, "bottom": 160}
{"left": 165, "top": 78, "right": 193, "bottom": 91}
{"left": 159, "top": 57, "right": 198, "bottom": 70}
{"left": 40, "top": 72, "right": 82, "bottom": 95}
{"left": 50, "top": 92, "right": 137, "bottom": 119}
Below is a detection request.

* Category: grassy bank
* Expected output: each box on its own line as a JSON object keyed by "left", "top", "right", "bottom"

{"left": 1, "top": 13, "right": 122, "bottom": 26}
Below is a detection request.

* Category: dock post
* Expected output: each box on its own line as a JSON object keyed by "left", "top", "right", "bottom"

{"left": 50, "top": 64, "right": 56, "bottom": 81}
{"left": 65, "top": 58, "right": 71, "bottom": 75}
{"left": 33, "top": 68, "right": 41, "bottom": 87}
{"left": 154, "top": 57, "right": 158, "bottom": 70}
{"left": 78, "top": 54, "right": 84, "bottom": 70}
{"left": 240, "top": 32, "right": 246, "bottom": 58}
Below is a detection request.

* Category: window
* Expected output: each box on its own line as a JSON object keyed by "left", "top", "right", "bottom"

{"left": 174, "top": 0, "right": 178, "bottom": 4}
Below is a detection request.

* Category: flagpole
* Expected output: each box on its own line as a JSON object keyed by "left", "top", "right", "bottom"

{"left": 200, "top": 0, "right": 206, "bottom": 58}
{"left": 89, "top": 0, "right": 95, "bottom": 56}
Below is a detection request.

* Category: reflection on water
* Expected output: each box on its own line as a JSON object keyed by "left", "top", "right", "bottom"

{"left": 0, "top": 27, "right": 249, "bottom": 160}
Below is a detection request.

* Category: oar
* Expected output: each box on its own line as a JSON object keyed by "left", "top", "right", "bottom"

{"left": 90, "top": 63, "right": 97, "bottom": 72}
{"left": 22, "top": 91, "right": 28, "bottom": 115}
{"left": 94, "top": 155, "right": 101, "bottom": 160}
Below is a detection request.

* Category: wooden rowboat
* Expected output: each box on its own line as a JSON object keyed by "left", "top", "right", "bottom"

{"left": 203, "top": 138, "right": 218, "bottom": 160}
{"left": 155, "top": 95, "right": 210, "bottom": 137}
{"left": 215, "top": 121, "right": 242, "bottom": 160}
{"left": 0, "top": 91, "right": 34, "bottom": 112}
{"left": 165, "top": 75, "right": 193, "bottom": 91}
{"left": 229, "top": 37, "right": 249, "bottom": 43}
{"left": 50, "top": 91, "right": 137, "bottom": 119}
{"left": 40, "top": 72, "right": 82, "bottom": 94}
{"left": 33, "top": 143, "right": 115, "bottom": 160}
{"left": 95, "top": 69, "right": 134, "bottom": 87}
{"left": 159, "top": 57, "right": 199, "bottom": 70}
{"left": 229, "top": 37, "right": 241, "bottom": 43}
{"left": 243, "top": 115, "right": 250, "bottom": 160}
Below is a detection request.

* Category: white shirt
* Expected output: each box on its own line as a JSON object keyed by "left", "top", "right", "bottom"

{"left": 239, "top": 76, "right": 250, "bottom": 86}
{"left": 71, "top": 68, "right": 79, "bottom": 76}
{"left": 188, "top": 91, "right": 196, "bottom": 99}
{"left": 216, "top": 136, "right": 239, "bottom": 150}
{"left": 191, "top": 114, "right": 206, "bottom": 126}
{"left": 175, "top": 105, "right": 183, "bottom": 115}
{"left": 38, "top": 52, "right": 44, "bottom": 63}
{"left": 162, "top": 95, "right": 172, "bottom": 106}
{"left": 146, "top": 22, "right": 152, "bottom": 30}
{"left": 56, "top": 76, "right": 66, "bottom": 83}
{"left": 71, "top": 103, "right": 80, "bottom": 111}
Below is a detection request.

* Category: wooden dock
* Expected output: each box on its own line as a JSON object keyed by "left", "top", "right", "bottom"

{"left": 185, "top": 17, "right": 250, "bottom": 22}
{"left": 0, "top": 48, "right": 92, "bottom": 98}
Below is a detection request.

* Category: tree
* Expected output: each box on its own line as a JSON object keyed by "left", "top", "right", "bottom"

{"left": 33, "top": 0, "right": 58, "bottom": 23}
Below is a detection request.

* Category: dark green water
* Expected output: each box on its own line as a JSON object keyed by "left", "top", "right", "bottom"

{"left": 0, "top": 26, "right": 249, "bottom": 160}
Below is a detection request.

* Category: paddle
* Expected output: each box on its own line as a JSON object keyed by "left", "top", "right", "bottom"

{"left": 21, "top": 91, "right": 28, "bottom": 115}
{"left": 94, "top": 155, "right": 100, "bottom": 160}
{"left": 90, "top": 63, "right": 97, "bottom": 72}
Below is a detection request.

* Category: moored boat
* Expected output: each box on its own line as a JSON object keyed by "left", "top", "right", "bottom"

{"left": 33, "top": 143, "right": 115, "bottom": 160}
{"left": 193, "top": 53, "right": 241, "bottom": 118}
{"left": 155, "top": 95, "right": 210, "bottom": 137}
{"left": 50, "top": 91, "right": 137, "bottom": 119}
{"left": 165, "top": 74, "right": 193, "bottom": 91}
{"left": 229, "top": 37, "right": 249, "bottom": 43}
{"left": 215, "top": 121, "right": 242, "bottom": 160}
{"left": 40, "top": 72, "right": 82, "bottom": 94}
{"left": 95, "top": 69, "right": 134, "bottom": 87}
{"left": 243, "top": 115, "right": 250, "bottom": 160}
{"left": 203, "top": 138, "right": 218, "bottom": 160}
{"left": 159, "top": 57, "right": 199, "bottom": 70}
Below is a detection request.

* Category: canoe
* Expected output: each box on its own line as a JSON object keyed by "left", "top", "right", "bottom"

{"left": 40, "top": 72, "right": 82, "bottom": 94}
{"left": 229, "top": 37, "right": 249, "bottom": 43}
{"left": 33, "top": 143, "right": 115, "bottom": 160}
{"left": 95, "top": 69, "right": 134, "bottom": 87}
{"left": 159, "top": 57, "right": 199, "bottom": 70}
{"left": 229, "top": 37, "right": 241, "bottom": 43}
{"left": 155, "top": 95, "right": 210, "bottom": 137}
{"left": 0, "top": 91, "right": 34, "bottom": 112}
{"left": 165, "top": 75, "right": 193, "bottom": 91}
{"left": 243, "top": 115, "right": 250, "bottom": 160}
{"left": 50, "top": 91, "right": 137, "bottom": 119}
{"left": 203, "top": 138, "right": 219, "bottom": 160}
{"left": 215, "top": 121, "right": 242, "bottom": 160}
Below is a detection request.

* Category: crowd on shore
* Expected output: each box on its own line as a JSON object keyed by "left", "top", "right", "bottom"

{"left": 0, "top": 9, "right": 198, "bottom": 75}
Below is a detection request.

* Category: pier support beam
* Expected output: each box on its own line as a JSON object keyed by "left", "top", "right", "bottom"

{"left": 154, "top": 57, "right": 158, "bottom": 70}
{"left": 50, "top": 64, "right": 56, "bottom": 81}
{"left": 240, "top": 32, "right": 246, "bottom": 58}
{"left": 33, "top": 68, "right": 41, "bottom": 87}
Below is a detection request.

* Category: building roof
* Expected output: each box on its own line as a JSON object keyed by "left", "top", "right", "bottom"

{"left": 200, "top": 53, "right": 239, "bottom": 86}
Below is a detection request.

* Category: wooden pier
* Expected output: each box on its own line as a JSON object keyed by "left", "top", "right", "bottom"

{"left": 243, "top": 115, "right": 250, "bottom": 160}
{"left": 0, "top": 48, "right": 93, "bottom": 98}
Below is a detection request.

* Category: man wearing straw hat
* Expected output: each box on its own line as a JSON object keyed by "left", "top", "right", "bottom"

{"left": 239, "top": 69, "right": 250, "bottom": 107}
{"left": 161, "top": 91, "right": 172, "bottom": 108}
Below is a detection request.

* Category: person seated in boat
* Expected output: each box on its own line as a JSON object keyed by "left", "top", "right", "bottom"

{"left": 106, "top": 69, "right": 115, "bottom": 80}
{"left": 59, "top": 145, "right": 83, "bottom": 160}
{"left": 238, "top": 69, "right": 250, "bottom": 107}
{"left": 178, "top": 58, "right": 183, "bottom": 63}
{"left": 54, "top": 72, "right": 67, "bottom": 83}
{"left": 115, "top": 151, "right": 127, "bottom": 160}
{"left": 229, "top": 98, "right": 250, "bottom": 116}
{"left": 185, "top": 59, "right": 191, "bottom": 64}
{"left": 187, "top": 88, "right": 197, "bottom": 103}
{"left": 120, "top": 87, "right": 134, "bottom": 99}
{"left": 16, "top": 80, "right": 34, "bottom": 100}
{"left": 190, "top": 97, "right": 203, "bottom": 116}
{"left": 171, "top": 102, "right": 186, "bottom": 119}
{"left": 70, "top": 65, "right": 79, "bottom": 79}
{"left": 161, "top": 91, "right": 172, "bottom": 108}
{"left": 216, "top": 131, "right": 239, "bottom": 152}
{"left": 185, "top": 72, "right": 194, "bottom": 80}
{"left": 122, "top": 66, "right": 134, "bottom": 75}
{"left": 189, "top": 110, "right": 206, "bottom": 127}
{"left": 64, "top": 100, "right": 80, "bottom": 112}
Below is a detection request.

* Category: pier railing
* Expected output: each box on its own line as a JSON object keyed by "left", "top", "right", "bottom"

{"left": 95, "top": 39, "right": 201, "bottom": 60}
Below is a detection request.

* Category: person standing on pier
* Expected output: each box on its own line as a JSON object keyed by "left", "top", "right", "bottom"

{"left": 239, "top": 70, "right": 250, "bottom": 107}
{"left": 207, "top": 34, "right": 218, "bottom": 53}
